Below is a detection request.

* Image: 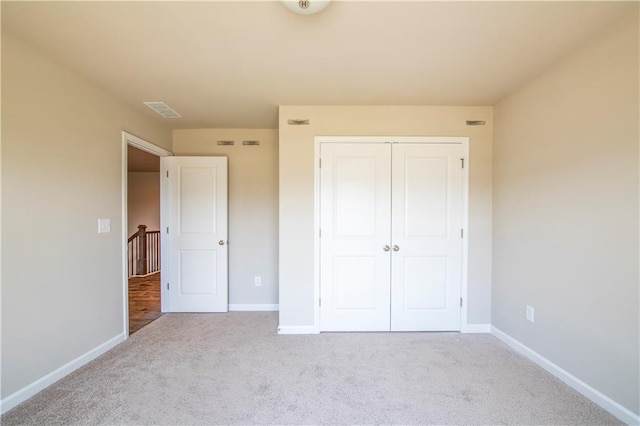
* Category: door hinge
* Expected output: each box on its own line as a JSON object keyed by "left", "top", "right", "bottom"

{"left": 461, "top": 228, "right": 464, "bottom": 238}
{"left": 460, "top": 297, "right": 463, "bottom": 307}
{"left": 319, "top": 228, "right": 321, "bottom": 238}
{"left": 167, "top": 282, "right": 170, "bottom": 290}
{"left": 319, "top": 158, "right": 322, "bottom": 168}
{"left": 166, "top": 170, "right": 169, "bottom": 178}
{"left": 319, "top": 298, "right": 321, "bottom": 307}
{"left": 460, "top": 158, "right": 465, "bottom": 169}
{"left": 166, "top": 227, "right": 169, "bottom": 234}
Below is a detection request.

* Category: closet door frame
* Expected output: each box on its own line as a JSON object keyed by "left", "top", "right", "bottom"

{"left": 313, "top": 136, "right": 470, "bottom": 333}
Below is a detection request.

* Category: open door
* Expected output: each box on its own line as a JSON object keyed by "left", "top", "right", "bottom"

{"left": 162, "top": 156, "right": 228, "bottom": 312}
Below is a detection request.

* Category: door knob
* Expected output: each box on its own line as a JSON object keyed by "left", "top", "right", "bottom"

{"left": 393, "top": 245, "right": 399, "bottom": 252}
{"left": 383, "top": 245, "right": 390, "bottom": 252}
{"left": 219, "top": 240, "right": 226, "bottom": 246}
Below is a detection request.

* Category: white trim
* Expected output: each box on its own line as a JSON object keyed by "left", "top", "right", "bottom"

{"left": 316, "top": 136, "right": 468, "bottom": 145}
{"left": 229, "top": 304, "right": 279, "bottom": 312}
{"left": 159, "top": 158, "right": 169, "bottom": 313}
{"left": 491, "top": 326, "right": 640, "bottom": 425}
{"left": 313, "top": 136, "right": 470, "bottom": 332}
{"left": 0, "top": 333, "right": 125, "bottom": 414}
{"left": 277, "top": 325, "right": 319, "bottom": 335}
{"left": 129, "top": 271, "right": 161, "bottom": 278}
{"left": 459, "top": 139, "right": 470, "bottom": 331}
{"left": 121, "top": 132, "right": 172, "bottom": 336}
{"left": 313, "top": 138, "right": 321, "bottom": 332}
{"left": 125, "top": 132, "right": 172, "bottom": 157}
{"left": 460, "top": 323, "right": 491, "bottom": 333}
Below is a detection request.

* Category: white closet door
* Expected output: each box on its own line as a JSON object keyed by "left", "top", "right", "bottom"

{"left": 390, "top": 143, "right": 463, "bottom": 331}
{"left": 164, "top": 156, "right": 228, "bottom": 312}
{"left": 320, "top": 143, "right": 392, "bottom": 331}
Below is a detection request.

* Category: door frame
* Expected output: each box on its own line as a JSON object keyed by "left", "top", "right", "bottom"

{"left": 121, "top": 131, "right": 172, "bottom": 338}
{"left": 313, "top": 136, "right": 470, "bottom": 333}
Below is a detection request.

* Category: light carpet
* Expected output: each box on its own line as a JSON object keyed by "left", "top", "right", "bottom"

{"left": 2, "top": 312, "right": 620, "bottom": 425}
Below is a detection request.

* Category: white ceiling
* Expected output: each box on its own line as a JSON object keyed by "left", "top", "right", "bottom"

{"left": 2, "top": 1, "right": 636, "bottom": 129}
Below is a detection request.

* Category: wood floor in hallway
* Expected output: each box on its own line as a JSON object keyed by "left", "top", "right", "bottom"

{"left": 128, "top": 272, "right": 162, "bottom": 335}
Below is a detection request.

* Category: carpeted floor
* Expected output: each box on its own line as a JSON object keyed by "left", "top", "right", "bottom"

{"left": 2, "top": 312, "right": 620, "bottom": 425}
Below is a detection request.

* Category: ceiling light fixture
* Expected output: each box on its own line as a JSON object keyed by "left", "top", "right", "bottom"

{"left": 281, "top": 0, "right": 331, "bottom": 15}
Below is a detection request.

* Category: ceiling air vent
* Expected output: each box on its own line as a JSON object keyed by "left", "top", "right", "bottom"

{"left": 143, "top": 102, "right": 182, "bottom": 119}
{"left": 243, "top": 140, "right": 260, "bottom": 146}
{"left": 287, "top": 119, "right": 310, "bottom": 125}
{"left": 466, "top": 120, "right": 486, "bottom": 126}
{"left": 217, "top": 140, "right": 235, "bottom": 146}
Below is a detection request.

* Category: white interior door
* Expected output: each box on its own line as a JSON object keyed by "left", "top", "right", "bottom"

{"left": 320, "top": 143, "right": 392, "bottom": 331}
{"left": 390, "top": 143, "right": 463, "bottom": 331}
{"left": 319, "top": 141, "right": 464, "bottom": 332}
{"left": 163, "top": 157, "right": 228, "bottom": 312}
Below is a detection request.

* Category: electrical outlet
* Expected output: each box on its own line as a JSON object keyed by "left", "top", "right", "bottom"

{"left": 526, "top": 305, "right": 535, "bottom": 323}
{"left": 254, "top": 276, "right": 262, "bottom": 287}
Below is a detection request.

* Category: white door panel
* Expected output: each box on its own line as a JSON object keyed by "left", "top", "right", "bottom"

{"left": 320, "top": 143, "right": 391, "bottom": 331}
{"left": 164, "top": 157, "right": 228, "bottom": 312}
{"left": 319, "top": 141, "right": 464, "bottom": 332}
{"left": 391, "top": 144, "right": 463, "bottom": 331}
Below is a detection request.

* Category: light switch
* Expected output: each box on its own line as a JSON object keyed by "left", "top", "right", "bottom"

{"left": 98, "top": 218, "right": 111, "bottom": 233}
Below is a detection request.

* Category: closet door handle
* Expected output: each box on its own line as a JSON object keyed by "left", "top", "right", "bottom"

{"left": 393, "top": 245, "right": 400, "bottom": 252}
{"left": 383, "top": 245, "right": 390, "bottom": 252}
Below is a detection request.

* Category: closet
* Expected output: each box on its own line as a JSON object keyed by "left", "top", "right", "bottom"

{"left": 319, "top": 139, "right": 465, "bottom": 331}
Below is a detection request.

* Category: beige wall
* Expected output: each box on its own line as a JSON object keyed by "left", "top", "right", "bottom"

{"left": 278, "top": 106, "right": 493, "bottom": 328}
{"left": 127, "top": 172, "right": 160, "bottom": 237}
{"left": 172, "top": 129, "right": 279, "bottom": 306}
{"left": 492, "top": 12, "right": 639, "bottom": 415}
{"left": 1, "top": 35, "right": 171, "bottom": 399}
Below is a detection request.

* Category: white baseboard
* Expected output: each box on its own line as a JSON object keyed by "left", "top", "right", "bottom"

{"left": 277, "top": 325, "right": 319, "bottom": 335}
{"left": 0, "top": 333, "right": 125, "bottom": 415}
{"left": 461, "top": 323, "right": 491, "bottom": 333}
{"left": 229, "top": 304, "right": 279, "bottom": 312}
{"left": 491, "top": 326, "right": 639, "bottom": 425}
{"left": 129, "top": 271, "right": 160, "bottom": 278}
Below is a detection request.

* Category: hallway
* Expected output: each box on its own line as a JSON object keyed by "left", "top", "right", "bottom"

{"left": 128, "top": 272, "right": 162, "bottom": 334}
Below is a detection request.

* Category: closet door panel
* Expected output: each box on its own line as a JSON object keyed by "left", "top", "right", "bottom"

{"left": 320, "top": 143, "right": 392, "bottom": 331}
{"left": 391, "top": 143, "right": 463, "bottom": 331}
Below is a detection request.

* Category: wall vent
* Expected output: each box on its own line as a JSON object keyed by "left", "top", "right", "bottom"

{"left": 242, "top": 140, "right": 260, "bottom": 146}
{"left": 287, "top": 119, "right": 310, "bottom": 125}
{"left": 466, "top": 120, "right": 486, "bottom": 126}
{"left": 217, "top": 140, "right": 235, "bottom": 146}
{"left": 143, "top": 102, "right": 182, "bottom": 119}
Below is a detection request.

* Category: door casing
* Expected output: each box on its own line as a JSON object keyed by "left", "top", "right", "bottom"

{"left": 313, "top": 136, "right": 470, "bottom": 333}
{"left": 121, "top": 131, "right": 172, "bottom": 338}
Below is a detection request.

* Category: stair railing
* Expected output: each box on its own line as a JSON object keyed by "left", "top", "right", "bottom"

{"left": 128, "top": 225, "right": 160, "bottom": 277}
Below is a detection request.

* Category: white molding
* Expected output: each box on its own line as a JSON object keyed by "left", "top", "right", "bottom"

{"left": 229, "top": 304, "right": 279, "bottom": 312}
{"left": 129, "top": 271, "right": 160, "bottom": 278}
{"left": 124, "top": 131, "right": 172, "bottom": 157}
{"left": 0, "top": 333, "right": 125, "bottom": 415}
{"left": 121, "top": 131, "right": 173, "bottom": 327}
{"left": 460, "top": 323, "right": 491, "bottom": 333}
{"left": 277, "top": 325, "right": 319, "bottom": 335}
{"left": 491, "top": 326, "right": 640, "bottom": 425}
{"left": 459, "top": 139, "right": 470, "bottom": 331}
{"left": 313, "top": 137, "right": 321, "bottom": 332}
{"left": 159, "top": 158, "right": 169, "bottom": 313}
{"left": 316, "top": 136, "right": 468, "bottom": 145}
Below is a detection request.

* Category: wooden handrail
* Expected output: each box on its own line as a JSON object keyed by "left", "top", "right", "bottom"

{"left": 128, "top": 231, "right": 139, "bottom": 243}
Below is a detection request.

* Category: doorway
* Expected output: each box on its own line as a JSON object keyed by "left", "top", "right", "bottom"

{"left": 122, "top": 132, "right": 172, "bottom": 336}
